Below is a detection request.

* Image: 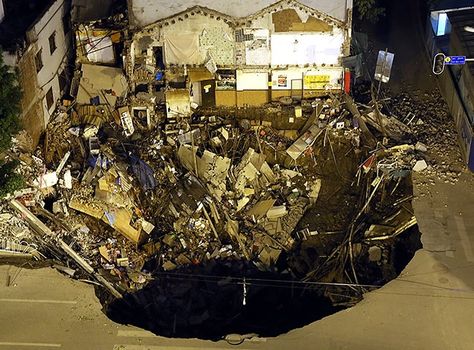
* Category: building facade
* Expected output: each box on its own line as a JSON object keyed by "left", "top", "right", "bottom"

{"left": 126, "top": 0, "right": 353, "bottom": 111}
{"left": 0, "top": 0, "right": 71, "bottom": 147}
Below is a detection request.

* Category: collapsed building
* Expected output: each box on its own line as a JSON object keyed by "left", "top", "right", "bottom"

{"left": 0, "top": 0, "right": 429, "bottom": 340}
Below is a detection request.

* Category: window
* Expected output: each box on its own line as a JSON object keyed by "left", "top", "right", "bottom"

{"left": 46, "top": 87, "right": 54, "bottom": 110}
{"left": 35, "top": 49, "right": 43, "bottom": 72}
{"left": 58, "top": 69, "right": 68, "bottom": 94}
{"left": 49, "top": 31, "right": 57, "bottom": 54}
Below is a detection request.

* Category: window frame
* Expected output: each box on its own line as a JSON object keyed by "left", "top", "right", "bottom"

{"left": 35, "top": 49, "right": 43, "bottom": 73}
{"left": 45, "top": 87, "right": 54, "bottom": 110}
{"left": 48, "top": 31, "right": 57, "bottom": 55}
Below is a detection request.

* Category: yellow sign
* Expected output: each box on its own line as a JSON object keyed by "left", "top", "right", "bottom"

{"left": 304, "top": 75, "right": 330, "bottom": 89}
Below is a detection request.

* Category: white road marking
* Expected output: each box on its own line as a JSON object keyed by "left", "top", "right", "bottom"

{"left": 117, "top": 330, "right": 156, "bottom": 338}
{"left": 454, "top": 216, "right": 474, "bottom": 262}
{"left": 0, "top": 342, "right": 61, "bottom": 347}
{"left": 0, "top": 298, "right": 76, "bottom": 305}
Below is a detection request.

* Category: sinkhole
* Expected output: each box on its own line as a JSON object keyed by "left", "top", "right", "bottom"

{"left": 102, "top": 225, "right": 421, "bottom": 340}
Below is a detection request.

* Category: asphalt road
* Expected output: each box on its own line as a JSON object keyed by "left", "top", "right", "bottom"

{"left": 0, "top": 266, "right": 264, "bottom": 350}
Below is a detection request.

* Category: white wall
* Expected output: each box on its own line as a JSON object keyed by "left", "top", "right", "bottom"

{"left": 130, "top": 0, "right": 351, "bottom": 27}
{"left": 303, "top": 67, "right": 343, "bottom": 89}
{"left": 236, "top": 70, "right": 268, "bottom": 90}
{"left": 271, "top": 31, "right": 344, "bottom": 66}
{"left": 29, "top": 0, "right": 69, "bottom": 125}
{"left": 271, "top": 68, "right": 303, "bottom": 89}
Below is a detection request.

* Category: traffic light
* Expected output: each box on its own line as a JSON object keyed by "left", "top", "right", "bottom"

{"left": 432, "top": 53, "right": 446, "bottom": 75}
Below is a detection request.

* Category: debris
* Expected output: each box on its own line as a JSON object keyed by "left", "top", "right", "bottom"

{"left": 2, "top": 64, "right": 427, "bottom": 312}
{"left": 37, "top": 172, "right": 58, "bottom": 188}
{"left": 368, "top": 246, "right": 382, "bottom": 262}
{"left": 64, "top": 170, "right": 73, "bottom": 189}
{"left": 413, "top": 159, "right": 428, "bottom": 172}
{"left": 119, "top": 107, "right": 135, "bottom": 137}
{"left": 266, "top": 206, "right": 288, "bottom": 219}
{"left": 9, "top": 200, "right": 54, "bottom": 236}
{"left": 415, "top": 141, "right": 428, "bottom": 152}
{"left": 56, "top": 151, "right": 71, "bottom": 174}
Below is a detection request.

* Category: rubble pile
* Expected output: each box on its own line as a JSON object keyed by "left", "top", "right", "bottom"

{"left": 1, "top": 88, "right": 429, "bottom": 304}
{"left": 385, "top": 90, "right": 465, "bottom": 184}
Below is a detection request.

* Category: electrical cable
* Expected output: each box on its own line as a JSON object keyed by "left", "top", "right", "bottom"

{"left": 152, "top": 270, "right": 381, "bottom": 289}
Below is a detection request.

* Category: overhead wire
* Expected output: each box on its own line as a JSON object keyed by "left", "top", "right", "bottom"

{"left": 152, "top": 270, "right": 381, "bottom": 290}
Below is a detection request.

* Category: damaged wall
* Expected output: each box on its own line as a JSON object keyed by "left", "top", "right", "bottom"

{"left": 129, "top": 0, "right": 352, "bottom": 28}
{"left": 131, "top": 1, "right": 347, "bottom": 68}
{"left": 77, "top": 64, "right": 127, "bottom": 106}
{"left": 75, "top": 26, "right": 119, "bottom": 65}
{"left": 127, "top": 0, "right": 350, "bottom": 108}
{"left": 131, "top": 12, "right": 235, "bottom": 67}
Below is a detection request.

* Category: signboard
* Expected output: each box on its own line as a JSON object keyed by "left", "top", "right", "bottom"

{"left": 374, "top": 50, "right": 394, "bottom": 83}
{"left": 445, "top": 55, "right": 466, "bottom": 65}
{"left": 303, "top": 75, "right": 330, "bottom": 89}
{"left": 277, "top": 75, "right": 287, "bottom": 87}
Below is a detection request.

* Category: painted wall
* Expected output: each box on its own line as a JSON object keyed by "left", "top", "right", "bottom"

{"left": 236, "top": 70, "right": 268, "bottom": 90}
{"left": 271, "top": 31, "right": 344, "bottom": 65}
{"left": 28, "top": 0, "right": 69, "bottom": 126}
{"left": 160, "top": 14, "right": 234, "bottom": 65}
{"left": 131, "top": 2, "right": 349, "bottom": 69}
{"left": 130, "top": 0, "right": 352, "bottom": 27}
{"left": 132, "top": 13, "right": 234, "bottom": 67}
{"left": 216, "top": 90, "right": 236, "bottom": 106}
{"left": 236, "top": 91, "right": 268, "bottom": 106}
